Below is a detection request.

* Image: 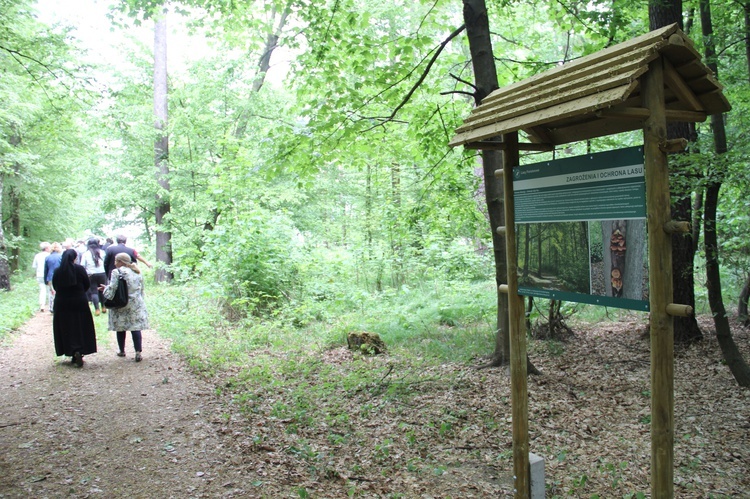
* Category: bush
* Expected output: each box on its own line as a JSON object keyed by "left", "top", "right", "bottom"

{"left": 198, "top": 209, "right": 302, "bottom": 314}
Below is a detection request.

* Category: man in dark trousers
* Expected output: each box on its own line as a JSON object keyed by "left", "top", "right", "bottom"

{"left": 103, "top": 235, "right": 136, "bottom": 278}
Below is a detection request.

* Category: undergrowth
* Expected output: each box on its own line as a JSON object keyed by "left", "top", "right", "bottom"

{"left": 0, "top": 275, "right": 37, "bottom": 342}
{"left": 150, "top": 279, "right": 497, "bottom": 364}
{"left": 146, "top": 278, "right": 498, "bottom": 405}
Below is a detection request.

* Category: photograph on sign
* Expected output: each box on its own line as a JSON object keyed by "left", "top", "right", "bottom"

{"left": 590, "top": 219, "right": 648, "bottom": 302}
{"left": 517, "top": 222, "right": 591, "bottom": 295}
{"left": 513, "top": 147, "right": 649, "bottom": 311}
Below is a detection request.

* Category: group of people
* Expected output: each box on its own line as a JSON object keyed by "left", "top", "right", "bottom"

{"left": 31, "top": 235, "right": 152, "bottom": 367}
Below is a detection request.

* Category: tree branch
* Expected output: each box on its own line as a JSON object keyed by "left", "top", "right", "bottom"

{"left": 362, "top": 24, "right": 466, "bottom": 128}
{"left": 449, "top": 72, "right": 476, "bottom": 89}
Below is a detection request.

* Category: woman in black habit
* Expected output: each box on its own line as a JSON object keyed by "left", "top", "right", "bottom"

{"left": 52, "top": 249, "right": 97, "bottom": 366}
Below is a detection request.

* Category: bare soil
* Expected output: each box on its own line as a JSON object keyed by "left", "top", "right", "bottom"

{"left": 0, "top": 312, "right": 245, "bottom": 498}
{"left": 0, "top": 311, "right": 748, "bottom": 498}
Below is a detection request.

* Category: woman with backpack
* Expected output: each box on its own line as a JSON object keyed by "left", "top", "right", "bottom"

{"left": 99, "top": 253, "right": 149, "bottom": 362}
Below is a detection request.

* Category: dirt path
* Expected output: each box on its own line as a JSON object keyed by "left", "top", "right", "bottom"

{"left": 2, "top": 310, "right": 748, "bottom": 498}
{"left": 0, "top": 312, "right": 248, "bottom": 498}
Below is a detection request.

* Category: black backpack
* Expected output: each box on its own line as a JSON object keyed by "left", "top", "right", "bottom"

{"left": 104, "top": 270, "right": 129, "bottom": 309}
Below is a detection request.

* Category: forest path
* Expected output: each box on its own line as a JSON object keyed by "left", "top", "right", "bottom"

{"left": 0, "top": 311, "right": 249, "bottom": 498}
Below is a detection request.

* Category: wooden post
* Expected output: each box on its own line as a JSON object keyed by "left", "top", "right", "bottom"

{"left": 501, "top": 131, "right": 530, "bottom": 498}
{"left": 642, "top": 57, "right": 675, "bottom": 498}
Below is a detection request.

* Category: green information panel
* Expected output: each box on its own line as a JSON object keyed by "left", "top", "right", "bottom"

{"left": 514, "top": 147, "right": 646, "bottom": 223}
{"left": 513, "top": 146, "right": 649, "bottom": 311}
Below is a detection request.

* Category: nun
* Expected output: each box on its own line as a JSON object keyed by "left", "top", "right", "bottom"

{"left": 52, "top": 249, "right": 97, "bottom": 366}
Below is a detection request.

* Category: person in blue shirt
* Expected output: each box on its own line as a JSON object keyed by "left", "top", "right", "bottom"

{"left": 43, "top": 242, "right": 63, "bottom": 313}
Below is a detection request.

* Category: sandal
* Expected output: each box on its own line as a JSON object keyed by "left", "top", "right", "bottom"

{"left": 116, "top": 351, "right": 126, "bottom": 357}
{"left": 73, "top": 352, "right": 84, "bottom": 367}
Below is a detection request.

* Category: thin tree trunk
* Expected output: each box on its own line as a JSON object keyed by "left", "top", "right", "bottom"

{"left": 536, "top": 225, "right": 543, "bottom": 278}
{"left": 464, "top": 0, "right": 507, "bottom": 368}
{"left": 154, "top": 14, "right": 173, "bottom": 282}
{"left": 700, "top": 0, "right": 750, "bottom": 386}
{"left": 464, "top": 0, "right": 538, "bottom": 375}
{"left": 649, "top": 0, "right": 703, "bottom": 343}
{"left": 738, "top": 275, "right": 750, "bottom": 325}
{"left": 7, "top": 186, "right": 19, "bottom": 272}
{"left": 0, "top": 130, "right": 23, "bottom": 289}
{"left": 233, "top": 2, "right": 291, "bottom": 138}
{"left": 523, "top": 225, "right": 529, "bottom": 279}
{"left": 0, "top": 173, "right": 10, "bottom": 291}
{"left": 692, "top": 186, "right": 703, "bottom": 249}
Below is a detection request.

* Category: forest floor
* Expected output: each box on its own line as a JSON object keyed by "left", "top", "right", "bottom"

{"left": 0, "top": 310, "right": 748, "bottom": 498}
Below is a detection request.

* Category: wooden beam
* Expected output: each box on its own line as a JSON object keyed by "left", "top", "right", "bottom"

{"left": 464, "top": 141, "right": 554, "bottom": 152}
{"left": 598, "top": 107, "right": 651, "bottom": 120}
{"left": 663, "top": 59, "right": 704, "bottom": 111}
{"left": 457, "top": 69, "right": 645, "bottom": 134}
{"left": 664, "top": 220, "right": 690, "bottom": 234}
{"left": 479, "top": 24, "right": 678, "bottom": 106}
{"left": 502, "top": 131, "right": 530, "bottom": 499}
{"left": 666, "top": 303, "right": 693, "bottom": 317}
{"left": 477, "top": 56, "right": 651, "bottom": 115}
{"left": 659, "top": 139, "right": 689, "bottom": 154}
{"left": 449, "top": 84, "right": 635, "bottom": 147}
{"left": 642, "top": 57, "right": 675, "bottom": 499}
{"left": 665, "top": 109, "right": 707, "bottom": 122}
{"left": 525, "top": 125, "right": 555, "bottom": 144}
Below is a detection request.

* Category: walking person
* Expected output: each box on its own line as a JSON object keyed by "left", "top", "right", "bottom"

{"left": 32, "top": 242, "right": 51, "bottom": 312}
{"left": 100, "top": 253, "right": 149, "bottom": 362}
{"left": 104, "top": 234, "right": 152, "bottom": 279}
{"left": 44, "top": 242, "right": 63, "bottom": 313}
{"left": 81, "top": 238, "right": 107, "bottom": 316}
{"left": 103, "top": 235, "right": 136, "bottom": 278}
{"left": 52, "top": 249, "right": 97, "bottom": 367}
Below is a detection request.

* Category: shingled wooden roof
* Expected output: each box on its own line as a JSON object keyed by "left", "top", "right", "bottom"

{"left": 449, "top": 23, "right": 731, "bottom": 149}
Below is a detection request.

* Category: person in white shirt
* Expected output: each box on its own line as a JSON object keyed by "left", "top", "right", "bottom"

{"left": 80, "top": 239, "right": 107, "bottom": 316}
{"left": 31, "top": 242, "right": 51, "bottom": 312}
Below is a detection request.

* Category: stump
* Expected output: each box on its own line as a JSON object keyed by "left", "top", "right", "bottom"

{"left": 346, "top": 332, "right": 386, "bottom": 355}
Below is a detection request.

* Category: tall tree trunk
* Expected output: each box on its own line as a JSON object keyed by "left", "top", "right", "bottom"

{"left": 523, "top": 225, "right": 530, "bottom": 279}
{"left": 0, "top": 129, "right": 23, "bottom": 290}
{"left": 738, "top": 275, "right": 750, "bottom": 325}
{"left": 233, "top": 2, "right": 292, "bottom": 138}
{"left": 154, "top": 14, "right": 173, "bottom": 283}
{"left": 366, "top": 163, "right": 373, "bottom": 257}
{"left": 700, "top": 0, "right": 750, "bottom": 386}
{"left": 0, "top": 173, "right": 10, "bottom": 291}
{"left": 649, "top": 0, "right": 703, "bottom": 343}
{"left": 9, "top": 186, "right": 20, "bottom": 272}
{"left": 390, "top": 161, "right": 403, "bottom": 286}
{"left": 463, "top": 0, "right": 538, "bottom": 375}
{"left": 463, "top": 0, "right": 508, "bottom": 367}
{"left": 691, "top": 186, "right": 703, "bottom": 248}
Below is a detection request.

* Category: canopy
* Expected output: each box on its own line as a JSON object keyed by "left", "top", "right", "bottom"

{"left": 449, "top": 24, "right": 731, "bottom": 149}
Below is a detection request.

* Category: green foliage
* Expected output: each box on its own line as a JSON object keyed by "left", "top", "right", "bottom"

{"left": 0, "top": 0, "right": 100, "bottom": 266}
{"left": 196, "top": 208, "right": 301, "bottom": 313}
{"left": 0, "top": 275, "right": 36, "bottom": 340}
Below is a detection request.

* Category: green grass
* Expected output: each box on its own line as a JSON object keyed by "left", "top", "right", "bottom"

{"left": 147, "top": 278, "right": 499, "bottom": 371}
{"left": 0, "top": 272, "right": 114, "bottom": 350}
{"left": 142, "top": 277, "right": 500, "bottom": 430}
{"left": 0, "top": 275, "right": 38, "bottom": 342}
